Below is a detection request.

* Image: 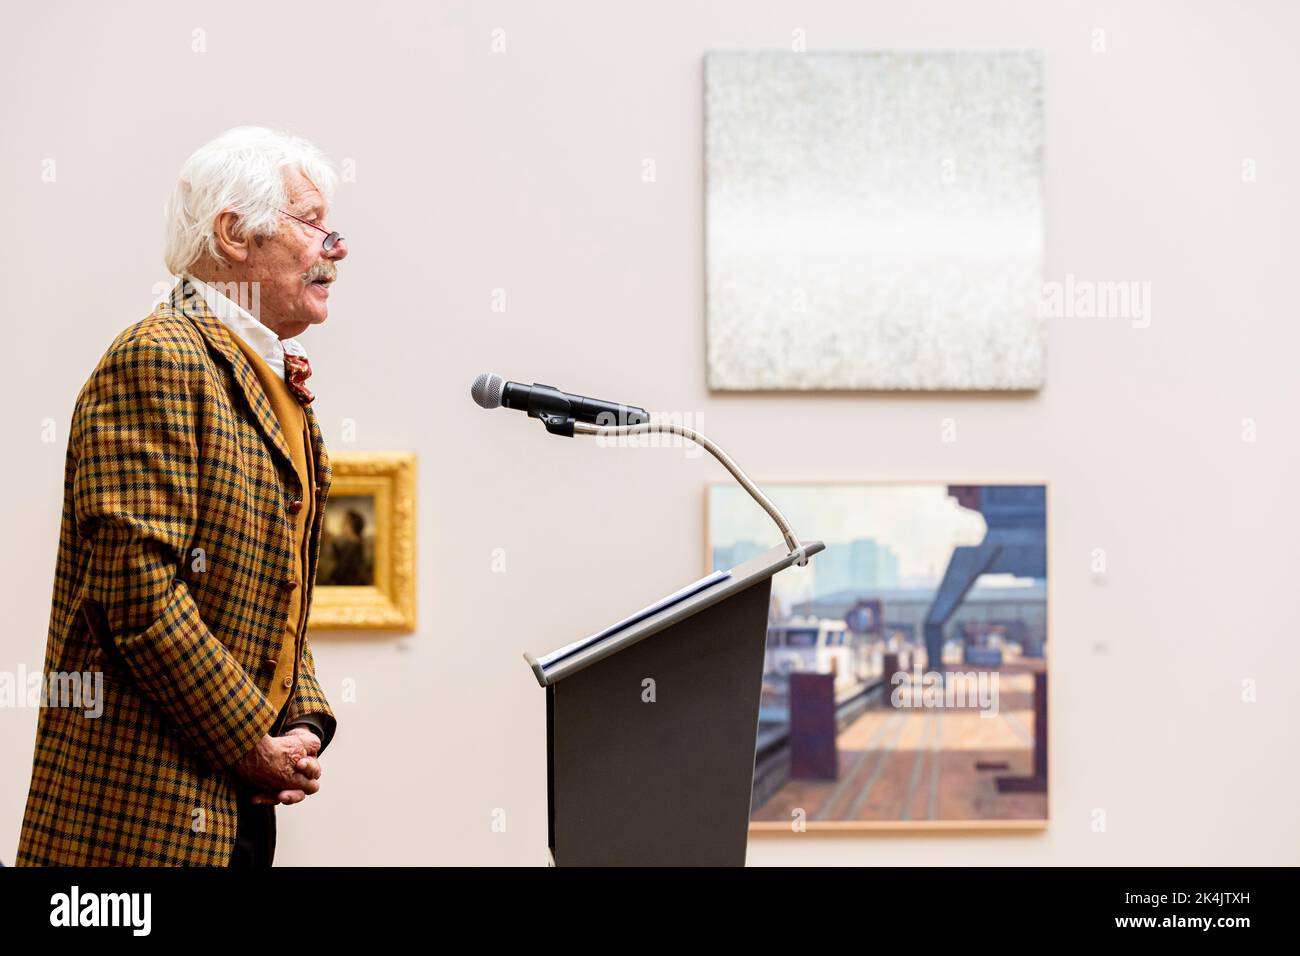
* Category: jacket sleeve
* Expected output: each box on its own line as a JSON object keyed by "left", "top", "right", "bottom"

{"left": 284, "top": 714, "right": 325, "bottom": 745}
{"left": 284, "top": 639, "right": 336, "bottom": 754}
{"left": 73, "top": 331, "right": 278, "bottom": 770}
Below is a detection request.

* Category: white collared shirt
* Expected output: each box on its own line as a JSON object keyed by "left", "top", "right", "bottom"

{"left": 183, "top": 273, "right": 308, "bottom": 380}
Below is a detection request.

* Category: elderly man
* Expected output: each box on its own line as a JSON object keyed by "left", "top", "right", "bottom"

{"left": 17, "top": 127, "right": 346, "bottom": 866}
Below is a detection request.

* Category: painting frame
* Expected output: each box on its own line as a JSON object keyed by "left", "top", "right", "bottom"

{"left": 310, "top": 451, "right": 417, "bottom": 632}
{"left": 704, "top": 478, "right": 1052, "bottom": 834}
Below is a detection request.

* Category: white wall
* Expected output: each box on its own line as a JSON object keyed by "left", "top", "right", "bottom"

{"left": 1, "top": 0, "right": 1296, "bottom": 866}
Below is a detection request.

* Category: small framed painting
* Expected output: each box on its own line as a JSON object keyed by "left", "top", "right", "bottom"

{"left": 310, "top": 451, "right": 416, "bottom": 631}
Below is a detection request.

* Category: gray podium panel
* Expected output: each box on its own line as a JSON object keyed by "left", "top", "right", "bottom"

{"left": 549, "top": 578, "right": 772, "bottom": 866}
{"left": 528, "top": 540, "right": 826, "bottom": 867}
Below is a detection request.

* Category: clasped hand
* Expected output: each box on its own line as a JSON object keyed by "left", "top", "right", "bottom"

{"left": 233, "top": 726, "right": 322, "bottom": 806}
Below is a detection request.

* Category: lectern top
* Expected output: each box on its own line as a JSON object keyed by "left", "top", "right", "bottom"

{"left": 524, "top": 539, "right": 825, "bottom": 687}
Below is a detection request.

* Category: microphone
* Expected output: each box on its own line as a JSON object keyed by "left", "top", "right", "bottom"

{"left": 471, "top": 373, "right": 650, "bottom": 432}
{"left": 471, "top": 373, "right": 807, "bottom": 560}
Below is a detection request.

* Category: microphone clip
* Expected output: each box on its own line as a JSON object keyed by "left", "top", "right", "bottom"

{"left": 519, "top": 383, "right": 576, "bottom": 436}
{"left": 540, "top": 413, "right": 575, "bottom": 438}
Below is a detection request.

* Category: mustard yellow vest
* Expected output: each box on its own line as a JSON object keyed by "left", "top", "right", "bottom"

{"left": 226, "top": 330, "right": 317, "bottom": 716}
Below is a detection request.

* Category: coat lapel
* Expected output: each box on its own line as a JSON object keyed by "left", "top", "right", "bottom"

{"left": 305, "top": 402, "right": 332, "bottom": 497}
{"left": 303, "top": 401, "right": 332, "bottom": 599}
{"left": 170, "top": 277, "right": 295, "bottom": 473}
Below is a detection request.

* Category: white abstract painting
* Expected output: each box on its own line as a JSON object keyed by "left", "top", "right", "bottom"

{"left": 705, "top": 51, "right": 1045, "bottom": 391}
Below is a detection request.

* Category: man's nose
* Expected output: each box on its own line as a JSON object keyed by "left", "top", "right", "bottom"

{"left": 326, "top": 236, "right": 348, "bottom": 261}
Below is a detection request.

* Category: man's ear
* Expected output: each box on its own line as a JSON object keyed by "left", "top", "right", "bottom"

{"left": 212, "top": 209, "right": 251, "bottom": 263}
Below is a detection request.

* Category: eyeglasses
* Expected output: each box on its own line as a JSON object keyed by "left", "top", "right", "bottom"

{"left": 278, "top": 208, "right": 344, "bottom": 251}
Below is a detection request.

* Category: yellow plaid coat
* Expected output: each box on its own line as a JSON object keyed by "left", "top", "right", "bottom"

{"left": 17, "top": 278, "right": 336, "bottom": 866}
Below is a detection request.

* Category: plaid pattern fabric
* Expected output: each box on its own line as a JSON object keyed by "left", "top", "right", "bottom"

{"left": 17, "top": 277, "right": 335, "bottom": 866}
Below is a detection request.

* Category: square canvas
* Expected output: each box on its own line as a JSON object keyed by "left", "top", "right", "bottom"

{"left": 707, "top": 482, "right": 1048, "bottom": 828}
{"left": 705, "top": 51, "right": 1045, "bottom": 390}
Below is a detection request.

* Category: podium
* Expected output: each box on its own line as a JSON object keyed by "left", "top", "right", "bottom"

{"left": 525, "top": 539, "right": 825, "bottom": 866}
{"left": 473, "top": 372, "right": 823, "bottom": 864}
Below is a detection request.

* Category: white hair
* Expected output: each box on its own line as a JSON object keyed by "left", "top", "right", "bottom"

{"left": 163, "top": 126, "right": 339, "bottom": 275}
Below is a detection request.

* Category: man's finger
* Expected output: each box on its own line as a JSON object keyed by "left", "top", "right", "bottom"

{"left": 283, "top": 774, "right": 320, "bottom": 795}
{"left": 251, "top": 789, "right": 308, "bottom": 806}
{"left": 280, "top": 752, "right": 320, "bottom": 779}
{"left": 283, "top": 728, "right": 321, "bottom": 756}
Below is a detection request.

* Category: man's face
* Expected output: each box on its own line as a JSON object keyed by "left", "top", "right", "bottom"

{"left": 245, "top": 167, "right": 347, "bottom": 339}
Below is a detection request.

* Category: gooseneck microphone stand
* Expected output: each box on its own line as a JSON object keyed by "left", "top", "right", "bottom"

{"left": 568, "top": 418, "right": 806, "bottom": 565}
{"left": 531, "top": 404, "right": 806, "bottom": 566}
{"left": 472, "top": 373, "right": 807, "bottom": 565}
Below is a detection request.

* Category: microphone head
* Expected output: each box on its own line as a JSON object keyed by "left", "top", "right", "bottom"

{"left": 471, "top": 372, "right": 505, "bottom": 409}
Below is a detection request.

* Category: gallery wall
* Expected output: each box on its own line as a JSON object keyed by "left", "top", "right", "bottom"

{"left": 1, "top": 0, "right": 1297, "bottom": 865}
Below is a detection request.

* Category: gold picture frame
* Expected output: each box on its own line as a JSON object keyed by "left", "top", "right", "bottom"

{"left": 310, "top": 451, "right": 416, "bottom": 631}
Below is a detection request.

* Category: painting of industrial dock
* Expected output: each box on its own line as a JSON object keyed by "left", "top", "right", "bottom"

{"left": 707, "top": 482, "right": 1048, "bottom": 830}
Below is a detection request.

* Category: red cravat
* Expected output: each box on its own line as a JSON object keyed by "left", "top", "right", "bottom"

{"left": 283, "top": 352, "right": 315, "bottom": 405}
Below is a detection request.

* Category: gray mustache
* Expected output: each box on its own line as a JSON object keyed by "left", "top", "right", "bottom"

{"left": 305, "top": 263, "right": 337, "bottom": 283}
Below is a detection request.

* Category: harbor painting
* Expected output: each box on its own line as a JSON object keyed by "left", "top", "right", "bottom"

{"left": 707, "top": 481, "right": 1049, "bottom": 830}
